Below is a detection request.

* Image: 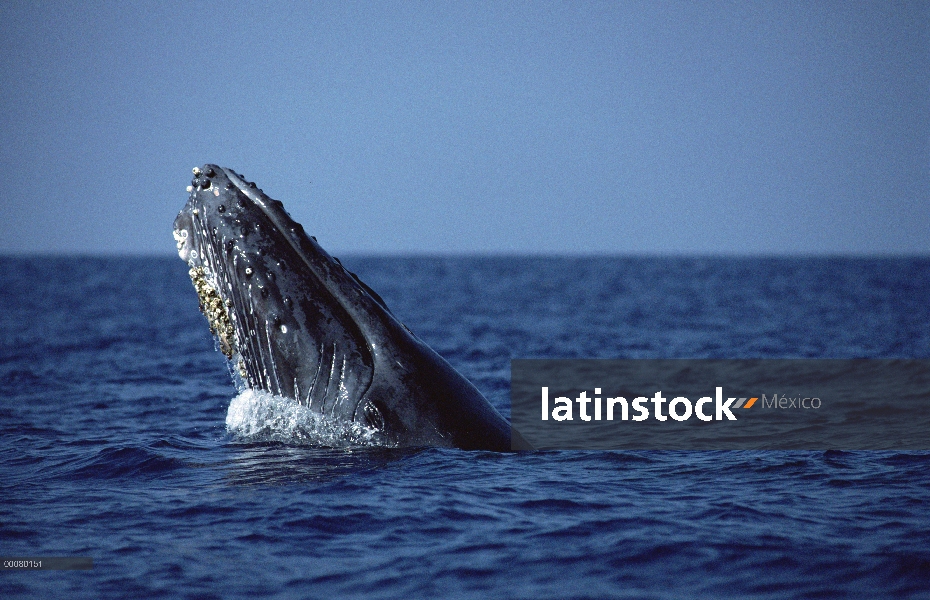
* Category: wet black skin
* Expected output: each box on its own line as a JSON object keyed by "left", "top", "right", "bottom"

{"left": 174, "top": 164, "right": 531, "bottom": 451}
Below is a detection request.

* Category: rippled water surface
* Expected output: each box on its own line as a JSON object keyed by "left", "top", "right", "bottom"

{"left": 2, "top": 256, "right": 929, "bottom": 598}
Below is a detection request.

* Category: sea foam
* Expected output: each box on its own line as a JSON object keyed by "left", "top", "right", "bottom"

{"left": 225, "top": 389, "right": 387, "bottom": 448}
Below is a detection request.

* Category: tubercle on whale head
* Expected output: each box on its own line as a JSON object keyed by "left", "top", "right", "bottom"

{"left": 212, "top": 165, "right": 411, "bottom": 357}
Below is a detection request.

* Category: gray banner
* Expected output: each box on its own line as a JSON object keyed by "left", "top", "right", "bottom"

{"left": 511, "top": 359, "right": 930, "bottom": 450}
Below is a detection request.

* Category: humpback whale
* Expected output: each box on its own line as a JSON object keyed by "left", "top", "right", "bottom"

{"left": 174, "top": 164, "right": 530, "bottom": 451}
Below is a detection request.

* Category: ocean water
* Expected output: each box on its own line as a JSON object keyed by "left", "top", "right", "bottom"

{"left": 1, "top": 256, "right": 929, "bottom": 599}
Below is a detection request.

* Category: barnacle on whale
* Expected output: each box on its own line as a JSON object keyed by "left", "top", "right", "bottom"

{"left": 188, "top": 266, "right": 236, "bottom": 359}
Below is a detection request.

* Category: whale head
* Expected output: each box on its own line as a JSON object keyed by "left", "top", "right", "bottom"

{"left": 173, "top": 164, "right": 515, "bottom": 449}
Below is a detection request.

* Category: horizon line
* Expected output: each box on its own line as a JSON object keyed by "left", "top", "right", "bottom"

{"left": 1, "top": 250, "right": 928, "bottom": 260}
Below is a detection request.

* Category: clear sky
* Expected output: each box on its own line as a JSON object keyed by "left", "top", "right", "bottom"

{"left": 1, "top": 1, "right": 927, "bottom": 255}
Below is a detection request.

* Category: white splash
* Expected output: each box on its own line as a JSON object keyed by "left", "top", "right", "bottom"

{"left": 225, "top": 389, "right": 388, "bottom": 448}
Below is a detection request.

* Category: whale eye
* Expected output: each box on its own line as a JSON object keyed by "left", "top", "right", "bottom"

{"left": 217, "top": 204, "right": 225, "bottom": 213}
{"left": 202, "top": 179, "right": 211, "bottom": 190}
{"left": 260, "top": 287, "right": 269, "bottom": 298}
{"left": 225, "top": 239, "right": 235, "bottom": 253}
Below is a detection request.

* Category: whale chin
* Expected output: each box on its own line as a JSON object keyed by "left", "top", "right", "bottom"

{"left": 174, "top": 164, "right": 528, "bottom": 451}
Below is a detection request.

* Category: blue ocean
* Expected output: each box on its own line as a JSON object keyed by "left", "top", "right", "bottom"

{"left": 2, "top": 256, "right": 929, "bottom": 599}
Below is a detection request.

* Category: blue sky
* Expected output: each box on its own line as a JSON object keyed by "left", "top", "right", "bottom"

{"left": 1, "top": 1, "right": 927, "bottom": 255}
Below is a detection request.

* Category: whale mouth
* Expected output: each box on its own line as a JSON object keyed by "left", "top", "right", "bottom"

{"left": 173, "top": 165, "right": 375, "bottom": 424}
